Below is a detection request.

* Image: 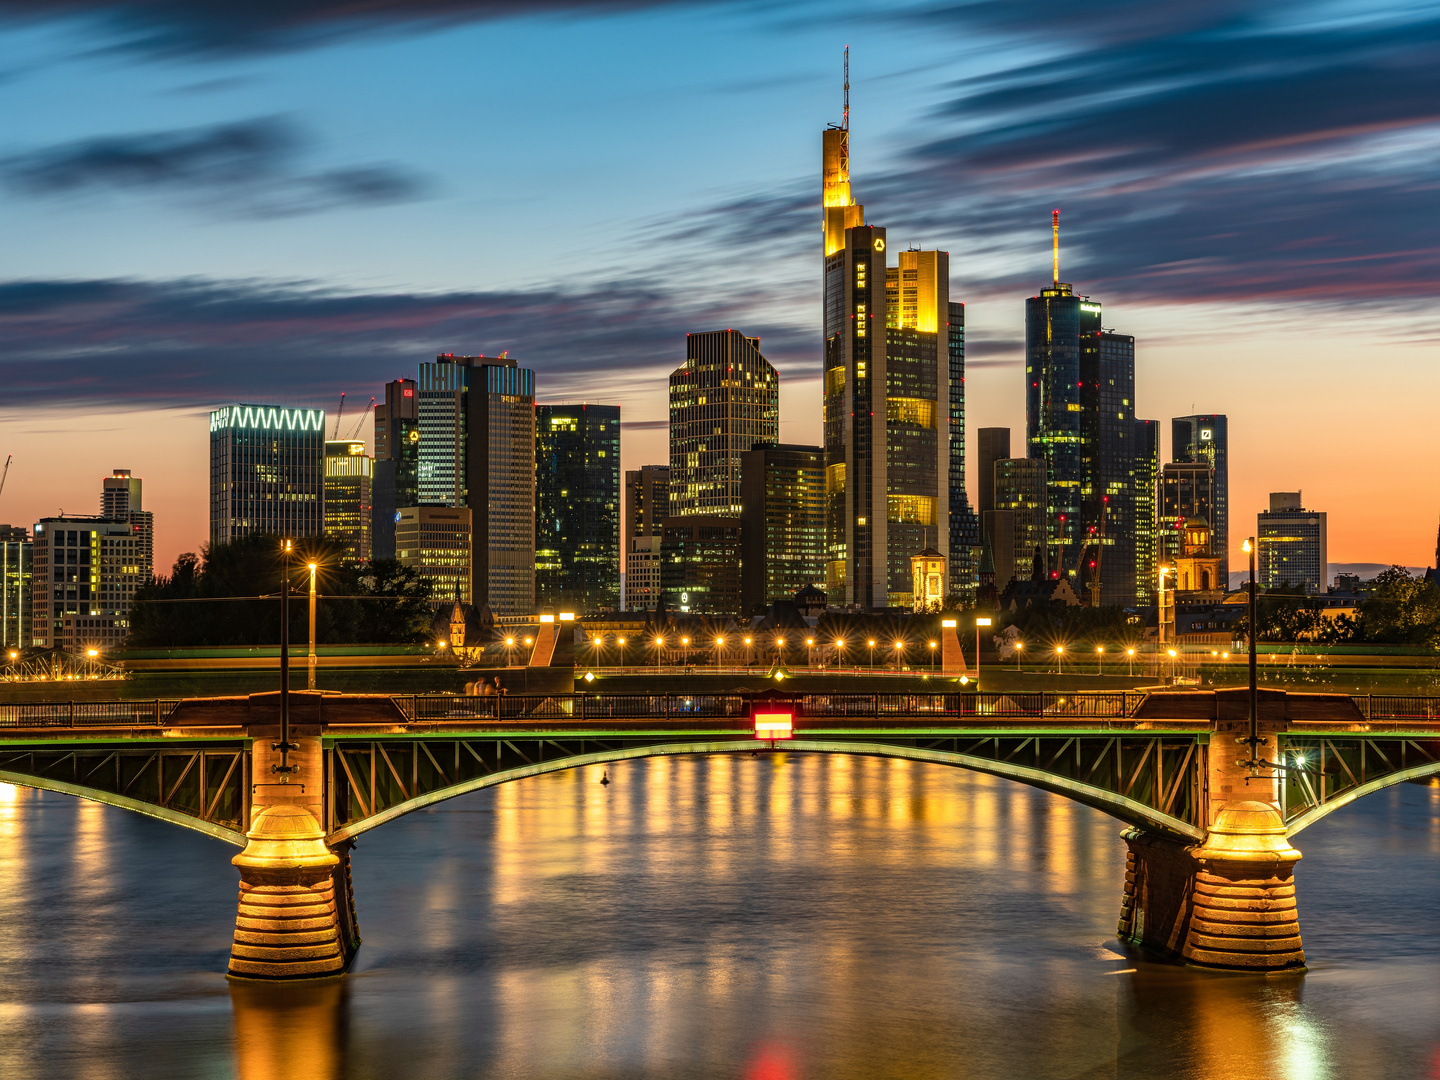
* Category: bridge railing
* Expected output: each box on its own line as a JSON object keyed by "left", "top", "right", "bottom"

{"left": 0, "top": 700, "right": 180, "bottom": 728}
{"left": 394, "top": 691, "right": 1147, "bottom": 723}
{"left": 1354, "top": 695, "right": 1440, "bottom": 721}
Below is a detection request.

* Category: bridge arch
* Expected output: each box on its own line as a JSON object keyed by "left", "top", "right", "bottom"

{"left": 325, "top": 740, "right": 1205, "bottom": 845}
{"left": 0, "top": 769, "right": 247, "bottom": 847}
{"left": 1285, "top": 759, "right": 1440, "bottom": 836}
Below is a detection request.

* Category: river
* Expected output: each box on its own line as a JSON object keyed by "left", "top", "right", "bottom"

{"left": 1, "top": 753, "right": 1438, "bottom": 1079}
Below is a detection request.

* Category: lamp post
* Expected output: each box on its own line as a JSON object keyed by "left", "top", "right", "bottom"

{"left": 715, "top": 636, "right": 725, "bottom": 669}
{"left": 1014, "top": 641, "right": 1023, "bottom": 670}
{"left": 307, "top": 561, "right": 318, "bottom": 690}
{"left": 806, "top": 637, "right": 815, "bottom": 669}
{"left": 1167, "top": 647, "right": 1178, "bottom": 684}
{"left": 975, "top": 617, "right": 992, "bottom": 685}
{"left": 1095, "top": 644, "right": 1104, "bottom": 677}
{"left": 835, "top": 639, "right": 846, "bottom": 669}
{"left": 743, "top": 636, "right": 753, "bottom": 668}
{"left": 505, "top": 636, "right": 516, "bottom": 667}
{"left": 893, "top": 639, "right": 905, "bottom": 671}
{"left": 1126, "top": 646, "right": 1136, "bottom": 677}
{"left": 1055, "top": 644, "right": 1065, "bottom": 674}
{"left": 275, "top": 539, "right": 297, "bottom": 781}
{"left": 655, "top": 636, "right": 664, "bottom": 672}
{"left": 617, "top": 637, "right": 627, "bottom": 668}
{"left": 868, "top": 639, "right": 876, "bottom": 670}
{"left": 1243, "top": 537, "right": 1260, "bottom": 769}
{"left": 928, "top": 640, "right": 937, "bottom": 673}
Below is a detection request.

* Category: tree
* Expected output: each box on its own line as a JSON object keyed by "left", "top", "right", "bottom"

{"left": 129, "top": 535, "right": 433, "bottom": 647}
{"left": 1357, "top": 567, "right": 1440, "bottom": 647}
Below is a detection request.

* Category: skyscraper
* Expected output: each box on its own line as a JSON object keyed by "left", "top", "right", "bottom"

{"left": 625, "top": 466, "right": 671, "bottom": 536}
{"left": 372, "top": 378, "right": 418, "bottom": 560}
{"left": 976, "top": 428, "right": 1011, "bottom": 514}
{"left": 323, "top": 440, "right": 373, "bottom": 562}
{"left": 668, "top": 330, "right": 778, "bottom": 517}
{"left": 821, "top": 96, "right": 961, "bottom": 609}
{"left": 31, "top": 516, "right": 150, "bottom": 651}
{"left": 995, "top": 457, "right": 1046, "bottom": 580}
{"left": 209, "top": 404, "right": 326, "bottom": 544}
{"left": 659, "top": 516, "right": 743, "bottom": 615}
{"left": 100, "top": 469, "right": 154, "bottom": 589}
{"left": 1258, "top": 492, "right": 1327, "bottom": 593}
{"left": 1025, "top": 217, "right": 1140, "bottom": 605}
{"left": 1173, "top": 414, "right": 1229, "bottom": 583}
{"left": 395, "top": 507, "right": 471, "bottom": 604}
{"left": 1, "top": 524, "right": 31, "bottom": 649}
{"left": 1159, "top": 461, "right": 1215, "bottom": 568}
{"left": 535, "top": 403, "right": 621, "bottom": 613}
{"left": 1134, "top": 419, "right": 1160, "bottom": 605}
{"left": 624, "top": 465, "right": 669, "bottom": 612}
{"left": 740, "top": 443, "right": 826, "bottom": 613}
{"left": 416, "top": 355, "right": 536, "bottom": 615}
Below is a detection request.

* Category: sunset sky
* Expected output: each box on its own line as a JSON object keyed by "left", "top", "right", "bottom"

{"left": 1, "top": 0, "right": 1437, "bottom": 574}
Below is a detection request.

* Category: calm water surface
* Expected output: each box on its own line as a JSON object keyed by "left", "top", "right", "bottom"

{"left": 2, "top": 753, "right": 1439, "bottom": 1079}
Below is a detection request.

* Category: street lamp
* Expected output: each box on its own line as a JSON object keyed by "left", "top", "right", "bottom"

{"left": 835, "top": 639, "right": 846, "bottom": 669}
{"left": 655, "top": 636, "right": 664, "bottom": 671}
{"left": 307, "top": 561, "right": 319, "bottom": 690}
{"left": 868, "top": 639, "right": 877, "bottom": 669}
{"left": 743, "top": 636, "right": 753, "bottom": 668}
{"left": 1096, "top": 644, "right": 1104, "bottom": 676}
{"left": 1167, "top": 647, "right": 1178, "bottom": 684}
{"left": 1014, "top": 641, "right": 1024, "bottom": 670}
{"left": 1055, "top": 644, "right": 1065, "bottom": 674}
{"left": 894, "top": 639, "right": 905, "bottom": 670}
{"left": 1126, "top": 646, "right": 1136, "bottom": 677}
{"left": 975, "top": 617, "right": 992, "bottom": 685}
{"left": 715, "top": 636, "right": 725, "bottom": 669}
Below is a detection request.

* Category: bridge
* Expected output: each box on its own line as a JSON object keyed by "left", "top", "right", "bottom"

{"left": 3, "top": 686, "right": 1439, "bottom": 979}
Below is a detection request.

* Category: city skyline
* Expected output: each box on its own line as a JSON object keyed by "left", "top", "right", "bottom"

{"left": 2, "top": 2, "right": 1438, "bottom": 573}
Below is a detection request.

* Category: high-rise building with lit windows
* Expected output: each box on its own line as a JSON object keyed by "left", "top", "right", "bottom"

{"left": 740, "top": 443, "right": 826, "bottom": 612}
{"left": 1258, "top": 492, "right": 1327, "bottom": 594}
{"left": 1173, "top": 414, "right": 1229, "bottom": 584}
{"left": 820, "top": 74, "right": 970, "bottom": 608}
{"left": 1134, "top": 419, "right": 1160, "bottom": 604}
{"left": 395, "top": 506, "right": 472, "bottom": 605}
{"left": 324, "top": 440, "right": 373, "bottom": 562}
{"left": 536, "top": 403, "right": 621, "bottom": 613}
{"left": 372, "top": 378, "right": 418, "bottom": 560}
{"left": 416, "top": 354, "right": 535, "bottom": 615}
{"left": 209, "top": 404, "right": 326, "bottom": 544}
{"left": 668, "top": 331, "right": 778, "bottom": 518}
{"left": 1, "top": 525, "right": 31, "bottom": 650}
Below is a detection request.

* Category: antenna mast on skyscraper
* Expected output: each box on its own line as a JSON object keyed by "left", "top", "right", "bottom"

{"left": 843, "top": 45, "right": 849, "bottom": 132}
{"left": 1052, "top": 209, "right": 1060, "bottom": 284}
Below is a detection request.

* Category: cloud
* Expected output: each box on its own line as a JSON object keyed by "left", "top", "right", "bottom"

{"left": 0, "top": 275, "right": 818, "bottom": 411}
{"left": 672, "top": 0, "right": 1440, "bottom": 310}
{"left": 0, "top": 116, "right": 426, "bottom": 217}
{"left": 0, "top": 0, "right": 704, "bottom": 55}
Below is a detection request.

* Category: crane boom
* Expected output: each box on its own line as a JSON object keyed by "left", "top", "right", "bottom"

{"left": 346, "top": 398, "right": 375, "bottom": 439}
{"left": 0, "top": 454, "right": 10, "bottom": 501}
{"left": 332, "top": 393, "right": 345, "bottom": 439}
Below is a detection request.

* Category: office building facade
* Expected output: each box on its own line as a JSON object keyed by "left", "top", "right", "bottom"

{"left": 535, "top": 403, "right": 621, "bottom": 613}
{"left": 1173, "top": 414, "right": 1229, "bottom": 583}
{"left": 625, "top": 536, "right": 662, "bottom": 612}
{"left": 395, "top": 506, "right": 472, "bottom": 605}
{"left": 324, "top": 440, "right": 373, "bottom": 562}
{"left": 1159, "top": 461, "right": 1216, "bottom": 569}
{"left": 1, "top": 525, "right": 31, "bottom": 650}
{"left": 668, "top": 331, "right": 778, "bottom": 518}
{"left": 625, "top": 465, "right": 671, "bottom": 536}
{"left": 994, "top": 457, "right": 1046, "bottom": 580}
{"left": 372, "top": 378, "right": 418, "bottom": 560}
{"left": 740, "top": 443, "right": 826, "bottom": 613}
{"left": 976, "top": 428, "right": 1011, "bottom": 514}
{"left": 416, "top": 355, "right": 536, "bottom": 615}
{"left": 1134, "top": 419, "right": 1160, "bottom": 605}
{"left": 659, "top": 516, "right": 743, "bottom": 615}
{"left": 31, "top": 515, "right": 150, "bottom": 651}
{"left": 1258, "top": 493, "right": 1327, "bottom": 593}
{"left": 209, "top": 404, "right": 326, "bottom": 544}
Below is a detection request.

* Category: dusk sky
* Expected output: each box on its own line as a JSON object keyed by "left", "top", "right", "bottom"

{"left": 1, "top": 0, "right": 1437, "bottom": 573}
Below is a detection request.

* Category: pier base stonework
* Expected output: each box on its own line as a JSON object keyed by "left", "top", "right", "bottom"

{"left": 228, "top": 805, "right": 361, "bottom": 980}
{"left": 1118, "top": 801, "right": 1304, "bottom": 972}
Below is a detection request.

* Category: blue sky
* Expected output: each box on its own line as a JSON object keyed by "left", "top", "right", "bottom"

{"left": 1, "top": 0, "right": 1438, "bottom": 567}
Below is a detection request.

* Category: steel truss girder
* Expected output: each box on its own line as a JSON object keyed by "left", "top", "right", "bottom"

{"left": 1279, "top": 734, "right": 1440, "bottom": 831}
{"left": 323, "top": 733, "right": 1205, "bottom": 838}
{"left": 0, "top": 743, "right": 248, "bottom": 841}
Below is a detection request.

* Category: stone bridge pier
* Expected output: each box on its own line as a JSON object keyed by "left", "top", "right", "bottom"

{"left": 1118, "top": 688, "right": 1306, "bottom": 972}
{"left": 228, "top": 695, "right": 361, "bottom": 981}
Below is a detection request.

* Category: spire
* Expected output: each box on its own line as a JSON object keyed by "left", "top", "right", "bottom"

{"left": 1052, "top": 208, "right": 1060, "bottom": 285}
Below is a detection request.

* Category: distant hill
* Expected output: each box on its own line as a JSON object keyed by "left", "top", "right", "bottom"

{"left": 1226, "top": 563, "right": 1429, "bottom": 591}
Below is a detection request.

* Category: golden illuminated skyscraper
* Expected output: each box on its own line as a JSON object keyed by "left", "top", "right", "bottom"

{"left": 822, "top": 54, "right": 976, "bottom": 608}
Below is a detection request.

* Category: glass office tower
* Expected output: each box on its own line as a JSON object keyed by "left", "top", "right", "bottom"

{"left": 209, "top": 404, "right": 326, "bottom": 543}
{"left": 1173, "top": 414, "right": 1229, "bottom": 584}
{"left": 535, "top": 403, "right": 621, "bottom": 613}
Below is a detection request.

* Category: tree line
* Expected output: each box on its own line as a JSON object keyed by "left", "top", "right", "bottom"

{"left": 128, "top": 534, "right": 434, "bottom": 647}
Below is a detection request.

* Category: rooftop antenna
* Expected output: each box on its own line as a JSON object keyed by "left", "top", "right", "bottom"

{"left": 843, "top": 45, "right": 849, "bottom": 132}
{"left": 1052, "top": 209, "right": 1060, "bottom": 285}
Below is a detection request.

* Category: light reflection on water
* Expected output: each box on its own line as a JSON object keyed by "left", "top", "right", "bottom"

{"left": 0, "top": 756, "right": 1438, "bottom": 1078}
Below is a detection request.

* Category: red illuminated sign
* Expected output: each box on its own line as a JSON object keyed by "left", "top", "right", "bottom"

{"left": 754, "top": 711, "right": 794, "bottom": 740}
{"left": 403, "top": 388, "right": 414, "bottom": 397}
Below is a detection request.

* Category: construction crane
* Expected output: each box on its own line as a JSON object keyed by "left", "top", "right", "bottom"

{"left": 331, "top": 393, "right": 346, "bottom": 439}
{"left": 0, "top": 454, "right": 10, "bottom": 502}
{"left": 345, "top": 397, "right": 375, "bottom": 440}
